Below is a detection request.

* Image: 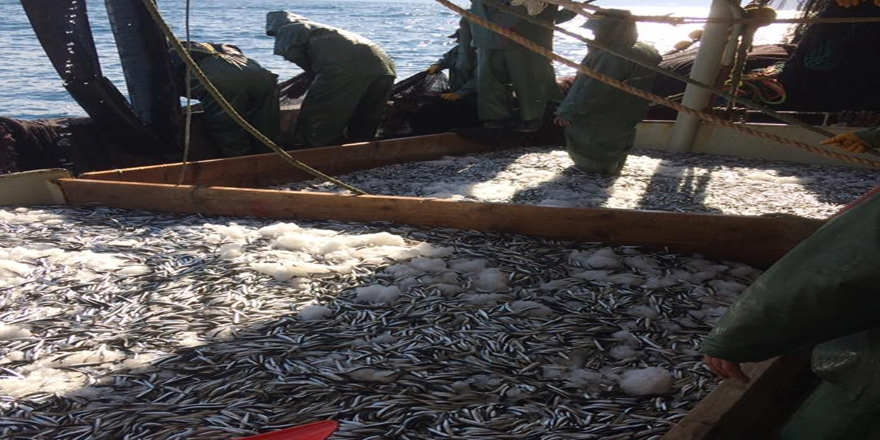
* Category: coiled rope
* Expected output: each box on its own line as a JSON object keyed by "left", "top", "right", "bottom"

{"left": 441, "top": 0, "right": 880, "bottom": 168}
{"left": 139, "top": 0, "right": 368, "bottom": 195}
{"left": 480, "top": 0, "right": 838, "bottom": 139}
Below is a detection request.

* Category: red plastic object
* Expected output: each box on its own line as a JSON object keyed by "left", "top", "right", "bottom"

{"left": 235, "top": 420, "right": 339, "bottom": 440}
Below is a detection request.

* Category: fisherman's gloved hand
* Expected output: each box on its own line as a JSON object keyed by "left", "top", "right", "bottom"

{"left": 426, "top": 65, "right": 443, "bottom": 74}
{"left": 821, "top": 132, "right": 870, "bottom": 154}
{"left": 554, "top": 116, "right": 571, "bottom": 127}
{"left": 703, "top": 355, "right": 750, "bottom": 383}
{"left": 440, "top": 92, "right": 462, "bottom": 101}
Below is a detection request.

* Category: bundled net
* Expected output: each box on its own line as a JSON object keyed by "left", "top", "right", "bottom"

{"left": 390, "top": 71, "right": 449, "bottom": 102}
{"left": 279, "top": 73, "right": 313, "bottom": 106}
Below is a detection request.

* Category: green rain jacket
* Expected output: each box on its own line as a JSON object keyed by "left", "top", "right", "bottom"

{"left": 435, "top": 22, "right": 477, "bottom": 97}
{"left": 265, "top": 11, "right": 395, "bottom": 77}
{"left": 855, "top": 126, "right": 880, "bottom": 151}
{"left": 175, "top": 43, "right": 280, "bottom": 157}
{"left": 469, "top": 0, "right": 576, "bottom": 50}
{"left": 702, "top": 192, "right": 880, "bottom": 406}
{"left": 556, "top": 18, "right": 661, "bottom": 125}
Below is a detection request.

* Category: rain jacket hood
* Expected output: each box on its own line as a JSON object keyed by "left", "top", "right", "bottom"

{"left": 584, "top": 9, "right": 638, "bottom": 47}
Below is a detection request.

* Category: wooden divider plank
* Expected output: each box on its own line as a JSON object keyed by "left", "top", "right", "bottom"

{"left": 77, "top": 133, "right": 495, "bottom": 188}
{"left": 59, "top": 179, "right": 823, "bottom": 268}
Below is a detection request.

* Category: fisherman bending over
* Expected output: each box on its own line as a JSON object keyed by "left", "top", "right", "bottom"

{"left": 426, "top": 18, "right": 477, "bottom": 102}
{"left": 170, "top": 42, "right": 280, "bottom": 158}
{"left": 702, "top": 188, "right": 880, "bottom": 440}
{"left": 555, "top": 9, "right": 660, "bottom": 175}
{"left": 266, "top": 11, "right": 397, "bottom": 148}
{"left": 470, "top": 0, "right": 576, "bottom": 132}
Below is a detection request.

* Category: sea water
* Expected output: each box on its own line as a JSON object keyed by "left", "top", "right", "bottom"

{"left": 0, "top": 0, "right": 794, "bottom": 120}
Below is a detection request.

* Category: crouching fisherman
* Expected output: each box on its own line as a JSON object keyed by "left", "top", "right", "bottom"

{"left": 555, "top": 9, "right": 660, "bottom": 175}
{"left": 266, "top": 11, "right": 397, "bottom": 148}
{"left": 170, "top": 42, "right": 280, "bottom": 157}
{"left": 426, "top": 18, "right": 477, "bottom": 102}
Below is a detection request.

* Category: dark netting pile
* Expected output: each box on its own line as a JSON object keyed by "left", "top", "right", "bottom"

{"left": 389, "top": 71, "right": 450, "bottom": 101}
{"left": 279, "top": 72, "right": 313, "bottom": 105}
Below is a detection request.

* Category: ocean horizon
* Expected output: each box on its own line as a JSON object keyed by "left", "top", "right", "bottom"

{"left": 0, "top": 0, "right": 796, "bottom": 120}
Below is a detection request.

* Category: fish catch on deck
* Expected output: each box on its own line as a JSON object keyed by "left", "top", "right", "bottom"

{"left": 0, "top": 206, "right": 760, "bottom": 439}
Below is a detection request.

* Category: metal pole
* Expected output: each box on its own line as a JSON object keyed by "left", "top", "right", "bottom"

{"left": 668, "top": 0, "right": 734, "bottom": 151}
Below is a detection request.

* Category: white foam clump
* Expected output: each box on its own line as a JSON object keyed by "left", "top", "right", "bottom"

{"left": 0, "top": 367, "right": 86, "bottom": 398}
{"left": 348, "top": 368, "right": 398, "bottom": 383}
{"left": 48, "top": 349, "right": 126, "bottom": 367}
{"left": 177, "top": 332, "right": 206, "bottom": 347}
{"left": 572, "top": 269, "right": 611, "bottom": 281}
{"left": 0, "top": 324, "right": 33, "bottom": 340}
{"left": 509, "top": 300, "right": 553, "bottom": 317}
{"left": 609, "top": 345, "right": 641, "bottom": 360}
{"left": 372, "top": 332, "right": 397, "bottom": 344}
{"left": 298, "top": 305, "right": 332, "bottom": 321}
{"left": 617, "top": 367, "right": 674, "bottom": 396}
{"left": 624, "top": 256, "right": 662, "bottom": 274}
{"left": 606, "top": 274, "right": 644, "bottom": 286}
{"left": 118, "top": 353, "right": 163, "bottom": 370}
{"left": 460, "top": 293, "right": 508, "bottom": 306}
{"left": 0, "top": 259, "right": 32, "bottom": 277}
{"left": 355, "top": 285, "right": 401, "bottom": 304}
{"left": 611, "top": 330, "right": 640, "bottom": 346}
{"left": 628, "top": 305, "right": 659, "bottom": 319}
{"left": 471, "top": 268, "right": 509, "bottom": 291}
{"left": 709, "top": 280, "right": 748, "bottom": 295}
{"left": 203, "top": 223, "right": 259, "bottom": 243}
{"left": 450, "top": 258, "right": 488, "bottom": 273}
{"left": 409, "top": 258, "right": 448, "bottom": 273}
{"left": 539, "top": 279, "right": 573, "bottom": 291}
{"left": 584, "top": 248, "right": 623, "bottom": 269}
{"left": 385, "top": 264, "right": 420, "bottom": 278}
{"left": 0, "top": 209, "right": 64, "bottom": 225}
{"left": 117, "top": 265, "right": 151, "bottom": 276}
{"left": 219, "top": 243, "right": 244, "bottom": 260}
{"left": 250, "top": 261, "right": 339, "bottom": 281}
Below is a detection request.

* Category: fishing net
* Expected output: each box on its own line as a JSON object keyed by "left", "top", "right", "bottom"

{"left": 390, "top": 71, "right": 449, "bottom": 101}
{"left": 779, "top": 1, "right": 880, "bottom": 111}
{"left": 279, "top": 72, "right": 313, "bottom": 105}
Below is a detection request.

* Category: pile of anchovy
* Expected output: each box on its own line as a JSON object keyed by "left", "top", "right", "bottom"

{"left": 0, "top": 206, "right": 759, "bottom": 440}
{"left": 280, "top": 147, "right": 879, "bottom": 219}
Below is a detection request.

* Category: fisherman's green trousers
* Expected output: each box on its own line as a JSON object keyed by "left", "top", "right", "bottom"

{"left": 296, "top": 66, "right": 395, "bottom": 147}
{"left": 198, "top": 57, "right": 280, "bottom": 157}
{"left": 477, "top": 47, "right": 560, "bottom": 122}
{"left": 564, "top": 122, "right": 636, "bottom": 175}
{"left": 779, "top": 381, "right": 880, "bottom": 440}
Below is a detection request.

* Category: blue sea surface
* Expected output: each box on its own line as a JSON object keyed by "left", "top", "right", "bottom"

{"left": 0, "top": 0, "right": 790, "bottom": 120}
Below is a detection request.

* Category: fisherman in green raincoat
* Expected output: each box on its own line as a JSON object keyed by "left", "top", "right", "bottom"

{"left": 266, "top": 11, "right": 397, "bottom": 148}
{"left": 555, "top": 9, "right": 660, "bottom": 175}
{"left": 426, "top": 18, "right": 477, "bottom": 102}
{"left": 702, "top": 190, "right": 880, "bottom": 440}
{"left": 470, "top": 0, "right": 576, "bottom": 132}
{"left": 171, "top": 42, "right": 280, "bottom": 158}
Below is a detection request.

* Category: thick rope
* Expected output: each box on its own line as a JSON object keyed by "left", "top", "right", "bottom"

{"left": 538, "top": 0, "right": 880, "bottom": 25}
{"left": 442, "top": 0, "right": 880, "bottom": 168}
{"left": 178, "top": 0, "right": 193, "bottom": 186}
{"left": 480, "top": 0, "right": 838, "bottom": 139}
{"left": 139, "top": 0, "right": 368, "bottom": 195}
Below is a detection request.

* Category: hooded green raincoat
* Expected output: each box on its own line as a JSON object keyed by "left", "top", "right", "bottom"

{"left": 702, "top": 192, "right": 880, "bottom": 440}
{"left": 266, "top": 11, "right": 396, "bottom": 147}
{"left": 435, "top": 20, "right": 477, "bottom": 98}
{"left": 175, "top": 43, "right": 280, "bottom": 158}
{"left": 556, "top": 10, "right": 660, "bottom": 175}
{"left": 470, "top": 0, "right": 575, "bottom": 121}
{"left": 855, "top": 126, "right": 880, "bottom": 151}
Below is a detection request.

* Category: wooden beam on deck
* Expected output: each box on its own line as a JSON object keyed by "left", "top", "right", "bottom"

{"left": 661, "top": 352, "right": 816, "bottom": 440}
{"left": 58, "top": 179, "right": 823, "bottom": 268}
{"left": 76, "top": 133, "right": 498, "bottom": 188}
